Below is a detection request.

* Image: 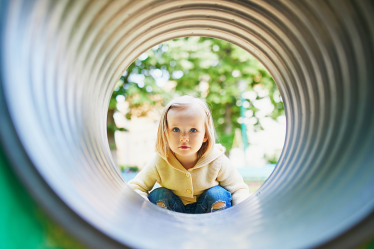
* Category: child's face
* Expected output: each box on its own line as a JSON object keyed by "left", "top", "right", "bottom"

{"left": 167, "top": 104, "right": 208, "bottom": 161}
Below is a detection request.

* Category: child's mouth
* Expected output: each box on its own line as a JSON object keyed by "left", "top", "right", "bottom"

{"left": 179, "top": 146, "right": 189, "bottom": 149}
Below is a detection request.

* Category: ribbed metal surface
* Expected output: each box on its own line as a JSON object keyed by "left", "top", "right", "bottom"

{"left": 1, "top": 0, "right": 373, "bottom": 248}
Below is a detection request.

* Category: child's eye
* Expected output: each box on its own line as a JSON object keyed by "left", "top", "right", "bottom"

{"left": 190, "top": 128, "right": 197, "bottom": 133}
{"left": 172, "top": 128, "right": 180, "bottom": 132}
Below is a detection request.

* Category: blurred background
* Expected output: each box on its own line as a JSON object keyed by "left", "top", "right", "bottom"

{"left": 108, "top": 37, "right": 286, "bottom": 195}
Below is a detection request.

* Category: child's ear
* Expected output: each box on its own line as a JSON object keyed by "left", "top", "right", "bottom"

{"left": 203, "top": 134, "right": 208, "bottom": 143}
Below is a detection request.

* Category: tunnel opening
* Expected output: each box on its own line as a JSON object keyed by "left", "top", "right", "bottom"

{"left": 109, "top": 37, "right": 285, "bottom": 201}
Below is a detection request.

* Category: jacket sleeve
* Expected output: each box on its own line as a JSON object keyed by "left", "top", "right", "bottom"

{"left": 128, "top": 155, "right": 161, "bottom": 200}
{"left": 217, "top": 155, "right": 250, "bottom": 205}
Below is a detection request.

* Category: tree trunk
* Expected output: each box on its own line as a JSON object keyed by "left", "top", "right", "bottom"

{"left": 224, "top": 103, "right": 232, "bottom": 135}
{"left": 107, "top": 109, "right": 116, "bottom": 148}
{"left": 107, "top": 109, "right": 118, "bottom": 165}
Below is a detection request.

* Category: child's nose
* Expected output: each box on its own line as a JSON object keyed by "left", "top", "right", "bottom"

{"left": 180, "top": 135, "right": 189, "bottom": 142}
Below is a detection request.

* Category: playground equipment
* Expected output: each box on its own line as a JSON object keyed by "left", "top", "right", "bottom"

{"left": 1, "top": 0, "right": 374, "bottom": 248}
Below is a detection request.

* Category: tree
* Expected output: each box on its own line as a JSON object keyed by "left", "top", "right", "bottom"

{"left": 107, "top": 79, "right": 128, "bottom": 150}
{"left": 108, "top": 37, "right": 284, "bottom": 158}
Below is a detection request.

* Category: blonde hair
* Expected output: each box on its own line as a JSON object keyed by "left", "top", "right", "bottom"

{"left": 155, "top": 95, "right": 216, "bottom": 160}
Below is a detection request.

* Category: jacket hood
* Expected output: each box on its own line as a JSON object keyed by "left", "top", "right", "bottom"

{"left": 157, "top": 144, "right": 226, "bottom": 172}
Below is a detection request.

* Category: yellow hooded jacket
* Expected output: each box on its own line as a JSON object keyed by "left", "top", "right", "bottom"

{"left": 128, "top": 144, "right": 250, "bottom": 205}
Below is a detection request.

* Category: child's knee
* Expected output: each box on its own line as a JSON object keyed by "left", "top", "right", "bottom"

{"left": 157, "top": 201, "right": 167, "bottom": 209}
{"left": 212, "top": 201, "right": 226, "bottom": 211}
{"left": 204, "top": 186, "right": 231, "bottom": 201}
{"left": 206, "top": 186, "right": 227, "bottom": 195}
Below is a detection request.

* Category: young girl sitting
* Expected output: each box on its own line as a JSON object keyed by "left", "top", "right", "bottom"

{"left": 128, "top": 95, "right": 250, "bottom": 214}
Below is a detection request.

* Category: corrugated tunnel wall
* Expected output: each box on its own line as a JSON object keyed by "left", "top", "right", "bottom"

{"left": 1, "top": 0, "right": 374, "bottom": 248}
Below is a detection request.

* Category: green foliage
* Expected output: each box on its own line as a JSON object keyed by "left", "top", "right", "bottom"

{"left": 109, "top": 37, "right": 284, "bottom": 160}
{"left": 120, "top": 165, "right": 139, "bottom": 172}
{"left": 218, "top": 133, "right": 235, "bottom": 153}
{"left": 109, "top": 142, "right": 117, "bottom": 150}
{"left": 264, "top": 153, "right": 279, "bottom": 165}
{"left": 107, "top": 124, "right": 127, "bottom": 134}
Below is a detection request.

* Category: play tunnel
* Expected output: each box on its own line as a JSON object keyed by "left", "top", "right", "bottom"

{"left": 1, "top": 0, "right": 374, "bottom": 248}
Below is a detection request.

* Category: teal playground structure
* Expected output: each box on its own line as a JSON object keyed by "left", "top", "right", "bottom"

{"left": 1, "top": 1, "right": 374, "bottom": 248}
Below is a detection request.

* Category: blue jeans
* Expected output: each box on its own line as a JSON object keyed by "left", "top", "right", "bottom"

{"left": 148, "top": 186, "right": 232, "bottom": 214}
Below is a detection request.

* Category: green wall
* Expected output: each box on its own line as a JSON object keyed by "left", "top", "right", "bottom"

{"left": 0, "top": 149, "right": 87, "bottom": 249}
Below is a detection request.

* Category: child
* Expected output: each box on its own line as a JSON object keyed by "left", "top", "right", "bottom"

{"left": 128, "top": 95, "right": 250, "bottom": 214}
